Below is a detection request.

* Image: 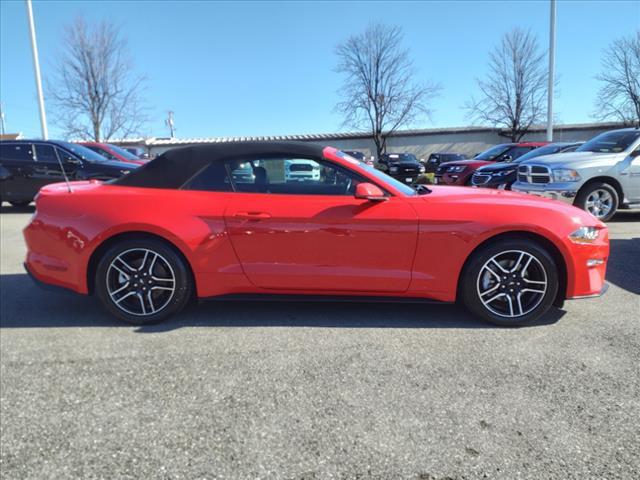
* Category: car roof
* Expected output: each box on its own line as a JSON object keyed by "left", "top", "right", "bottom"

{"left": 114, "top": 141, "right": 324, "bottom": 189}
{"left": 515, "top": 142, "right": 549, "bottom": 147}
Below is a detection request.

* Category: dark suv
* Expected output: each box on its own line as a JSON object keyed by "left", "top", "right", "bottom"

{"left": 471, "top": 142, "right": 582, "bottom": 190}
{"left": 425, "top": 152, "right": 467, "bottom": 173}
{"left": 0, "top": 140, "right": 138, "bottom": 207}
{"left": 376, "top": 153, "right": 425, "bottom": 184}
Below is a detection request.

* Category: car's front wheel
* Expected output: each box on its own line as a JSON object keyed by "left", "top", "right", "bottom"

{"left": 575, "top": 182, "right": 618, "bottom": 222}
{"left": 461, "top": 239, "right": 559, "bottom": 326}
{"left": 95, "top": 238, "right": 193, "bottom": 324}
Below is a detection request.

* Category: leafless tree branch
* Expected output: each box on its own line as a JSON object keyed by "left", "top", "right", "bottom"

{"left": 465, "top": 28, "right": 548, "bottom": 142}
{"left": 335, "top": 23, "right": 441, "bottom": 159}
{"left": 593, "top": 31, "right": 640, "bottom": 127}
{"left": 47, "top": 16, "right": 148, "bottom": 141}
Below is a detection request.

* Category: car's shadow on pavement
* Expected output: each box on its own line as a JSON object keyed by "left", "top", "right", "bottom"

{"left": 607, "top": 238, "right": 640, "bottom": 295}
{"left": 0, "top": 273, "right": 565, "bottom": 332}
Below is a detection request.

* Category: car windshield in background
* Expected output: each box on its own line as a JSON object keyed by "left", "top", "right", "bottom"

{"left": 576, "top": 131, "right": 640, "bottom": 153}
{"left": 57, "top": 141, "right": 109, "bottom": 162}
{"left": 387, "top": 153, "right": 418, "bottom": 163}
{"left": 515, "top": 144, "right": 564, "bottom": 162}
{"left": 107, "top": 144, "right": 142, "bottom": 160}
{"left": 358, "top": 163, "right": 417, "bottom": 196}
{"left": 474, "top": 144, "right": 511, "bottom": 160}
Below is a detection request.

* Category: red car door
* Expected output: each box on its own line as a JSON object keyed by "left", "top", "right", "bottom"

{"left": 224, "top": 193, "right": 418, "bottom": 292}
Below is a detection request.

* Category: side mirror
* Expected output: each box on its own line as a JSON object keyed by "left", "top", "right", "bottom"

{"left": 501, "top": 155, "right": 512, "bottom": 162}
{"left": 630, "top": 149, "right": 640, "bottom": 158}
{"left": 355, "top": 182, "right": 387, "bottom": 202}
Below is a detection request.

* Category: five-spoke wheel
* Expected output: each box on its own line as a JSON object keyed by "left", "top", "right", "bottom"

{"left": 462, "top": 239, "right": 559, "bottom": 326}
{"left": 96, "top": 238, "right": 193, "bottom": 324}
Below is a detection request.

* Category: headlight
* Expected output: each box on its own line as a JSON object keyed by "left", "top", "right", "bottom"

{"left": 447, "top": 165, "right": 466, "bottom": 173}
{"left": 569, "top": 226, "right": 600, "bottom": 244}
{"left": 552, "top": 168, "right": 581, "bottom": 182}
{"left": 389, "top": 166, "right": 398, "bottom": 173}
{"left": 120, "top": 170, "right": 130, "bottom": 175}
{"left": 495, "top": 169, "right": 516, "bottom": 177}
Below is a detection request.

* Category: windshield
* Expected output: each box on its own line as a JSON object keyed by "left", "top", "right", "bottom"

{"left": 577, "top": 131, "right": 640, "bottom": 153}
{"left": 474, "top": 144, "right": 512, "bottom": 161}
{"left": 514, "top": 144, "right": 565, "bottom": 163}
{"left": 107, "top": 144, "right": 142, "bottom": 160}
{"left": 58, "top": 141, "right": 110, "bottom": 162}
{"left": 386, "top": 153, "right": 418, "bottom": 163}
{"left": 357, "top": 163, "right": 417, "bottom": 196}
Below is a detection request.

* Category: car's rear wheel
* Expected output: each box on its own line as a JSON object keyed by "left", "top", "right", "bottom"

{"left": 9, "top": 200, "right": 31, "bottom": 207}
{"left": 95, "top": 238, "right": 193, "bottom": 324}
{"left": 575, "top": 182, "right": 618, "bottom": 222}
{"left": 461, "top": 239, "right": 559, "bottom": 326}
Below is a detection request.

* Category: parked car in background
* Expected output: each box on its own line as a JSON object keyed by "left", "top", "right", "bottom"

{"left": 472, "top": 142, "right": 583, "bottom": 190}
{"left": 23, "top": 141, "right": 609, "bottom": 327}
{"left": 285, "top": 159, "right": 321, "bottom": 182}
{"left": 80, "top": 142, "right": 147, "bottom": 165}
{"left": 0, "top": 140, "right": 138, "bottom": 207}
{"left": 425, "top": 152, "right": 468, "bottom": 173}
{"left": 343, "top": 150, "right": 374, "bottom": 166}
{"left": 513, "top": 128, "right": 640, "bottom": 221}
{"left": 436, "top": 142, "right": 548, "bottom": 186}
{"left": 376, "top": 153, "right": 425, "bottom": 185}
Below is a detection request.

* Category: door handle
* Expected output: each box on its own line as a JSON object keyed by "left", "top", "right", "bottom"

{"left": 234, "top": 211, "right": 272, "bottom": 220}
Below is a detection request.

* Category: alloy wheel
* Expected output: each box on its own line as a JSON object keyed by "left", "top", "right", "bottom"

{"left": 585, "top": 189, "right": 613, "bottom": 219}
{"left": 106, "top": 248, "right": 176, "bottom": 316}
{"left": 476, "top": 250, "right": 548, "bottom": 318}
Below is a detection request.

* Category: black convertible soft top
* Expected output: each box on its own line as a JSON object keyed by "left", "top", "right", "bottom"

{"left": 114, "top": 141, "right": 325, "bottom": 189}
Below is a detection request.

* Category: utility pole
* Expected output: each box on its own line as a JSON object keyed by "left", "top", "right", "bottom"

{"left": 547, "top": 0, "right": 556, "bottom": 142}
{"left": 165, "top": 111, "right": 175, "bottom": 138}
{"left": 0, "top": 103, "right": 6, "bottom": 135}
{"left": 25, "top": 0, "right": 48, "bottom": 140}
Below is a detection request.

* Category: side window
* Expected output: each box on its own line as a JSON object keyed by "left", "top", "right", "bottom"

{"left": 225, "top": 157, "right": 366, "bottom": 195}
{"left": 56, "top": 148, "right": 78, "bottom": 163}
{"left": 182, "top": 161, "right": 232, "bottom": 192}
{"left": 0, "top": 144, "right": 34, "bottom": 163}
{"left": 34, "top": 144, "right": 58, "bottom": 162}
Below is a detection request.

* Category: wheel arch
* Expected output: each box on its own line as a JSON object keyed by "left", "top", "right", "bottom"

{"left": 456, "top": 230, "right": 568, "bottom": 307}
{"left": 575, "top": 176, "right": 624, "bottom": 205}
{"left": 86, "top": 231, "right": 196, "bottom": 296}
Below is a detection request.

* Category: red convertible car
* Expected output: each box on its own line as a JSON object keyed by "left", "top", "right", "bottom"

{"left": 23, "top": 142, "right": 609, "bottom": 326}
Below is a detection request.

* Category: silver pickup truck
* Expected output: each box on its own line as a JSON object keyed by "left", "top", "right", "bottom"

{"left": 512, "top": 128, "right": 640, "bottom": 221}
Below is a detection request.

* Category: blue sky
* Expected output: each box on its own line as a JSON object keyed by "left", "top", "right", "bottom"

{"left": 1, "top": 0, "right": 639, "bottom": 139}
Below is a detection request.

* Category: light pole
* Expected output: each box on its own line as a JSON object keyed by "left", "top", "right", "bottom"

{"left": 25, "top": 0, "right": 48, "bottom": 140}
{"left": 547, "top": 0, "right": 556, "bottom": 142}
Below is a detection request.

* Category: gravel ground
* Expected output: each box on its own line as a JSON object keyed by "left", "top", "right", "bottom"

{"left": 1, "top": 205, "right": 639, "bottom": 479}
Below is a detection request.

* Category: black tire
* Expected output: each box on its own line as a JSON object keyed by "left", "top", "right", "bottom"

{"left": 95, "top": 238, "right": 193, "bottom": 325}
{"left": 461, "top": 239, "right": 559, "bottom": 326}
{"left": 575, "top": 181, "right": 619, "bottom": 222}
{"left": 9, "top": 200, "right": 31, "bottom": 207}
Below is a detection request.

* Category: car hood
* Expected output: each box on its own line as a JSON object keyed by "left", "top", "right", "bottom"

{"left": 475, "top": 162, "right": 520, "bottom": 173}
{"left": 440, "top": 159, "right": 489, "bottom": 167}
{"left": 420, "top": 185, "right": 605, "bottom": 227}
{"left": 520, "top": 150, "right": 625, "bottom": 167}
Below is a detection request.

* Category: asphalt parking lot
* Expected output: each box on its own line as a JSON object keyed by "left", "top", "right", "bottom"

{"left": 1, "top": 205, "right": 638, "bottom": 479}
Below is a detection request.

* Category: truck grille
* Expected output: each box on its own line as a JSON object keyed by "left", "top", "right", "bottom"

{"left": 518, "top": 165, "right": 551, "bottom": 184}
{"left": 471, "top": 173, "right": 491, "bottom": 185}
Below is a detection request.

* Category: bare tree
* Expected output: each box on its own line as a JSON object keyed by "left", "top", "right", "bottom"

{"left": 466, "top": 28, "right": 548, "bottom": 142}
{"left": 49, "top": 17, "right": 147, "bottom": 141}
{"left": 335, "top": 23, "right": 440, "bottom": 159}
{"left": 594, "top": 32, "right": 640, "bottom": 127}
